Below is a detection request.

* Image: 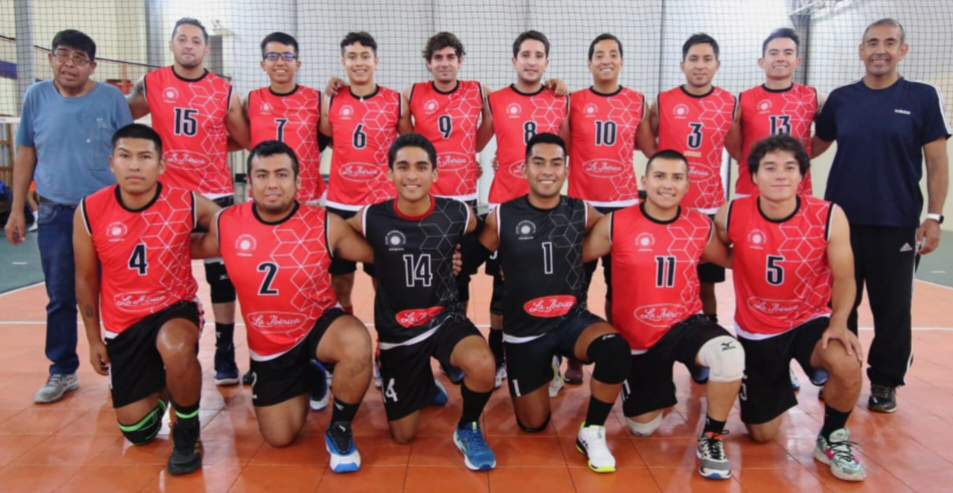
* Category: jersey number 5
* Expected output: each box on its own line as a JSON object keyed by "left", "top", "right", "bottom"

{"left": 173, "top": 108, "right": 199, "bottom": 136}
{"left": 766, "top": 255, "right": 785, "bottom": 286}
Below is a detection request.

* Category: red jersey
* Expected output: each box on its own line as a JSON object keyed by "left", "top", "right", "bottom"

{"left": 326, "top": 86, "right": 401, "bottom": 210}
{"left": 487, "top": 85, "right": 568, "bottom": 205}
{"left": 80, "top": 184, "right": 198, "bottom": 336}
{"left": 738, "top": 83, "right": 816, "bottom": 196}
{"left": 569, "top": 87, "right": 644, "bottom": 207}
{"left": 248, "top": 85, "right": 326, "bottom": 203}
{"left": 144, "top": 67, "right": 233, "bottom": 196}
{"left": 218, "top": 202, "right": 337, "bottom": 360}
{"left": 610, "top": 204, "right": 711, "bottom": 351}
{"left": 409, "top": 80, "right": 484, "bottom": 201}
{"left": 657, "top": 86, "right": 736, "bottom": 213}
{"left": 727, "top": 195, "right": 833, "bottom": 338}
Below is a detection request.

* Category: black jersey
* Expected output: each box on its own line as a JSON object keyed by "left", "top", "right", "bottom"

{"left": 496, "top": 195, "right": 588, "bottom": 338}
{"left": 362, "top": 197, "right": 471, "bottom": 343}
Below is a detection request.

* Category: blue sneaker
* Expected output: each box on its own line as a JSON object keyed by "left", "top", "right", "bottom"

{"left": 428, "top": 378, "right": 448, "bottom": 406}
{"left": 325, "top": 422, "right": 361, "bottom": 473}
{"left": 811, "top": 369, "right": 830, "bottom": 387}
{"left": 214, "top": 346, "right": 239, "bottom": 386}
{"left": 440, "top": 363, "right": 466, "bottom": 385}
{"left": 689, "top": 364, "right": 710, "bottom": 385}
{"left": 454, "top": 422, "right": 496, "bottom": 471}
{"left": 310, "top": 360, "right": 329, "bottom": 412}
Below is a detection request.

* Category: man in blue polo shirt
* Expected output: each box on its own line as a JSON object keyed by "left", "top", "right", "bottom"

{"left": 3, "top": 30, "right": 133, "bottom": 403}
{"left": 813, "top": 18, "right": 949, "bottom": 413}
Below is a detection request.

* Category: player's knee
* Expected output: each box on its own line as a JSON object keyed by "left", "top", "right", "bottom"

{"left": 625, "top": 412, "right": 662, "bottom": 437}
{"left": 157, "top": 323, "right": 198, "bottom": 359}
{"left": 517, "top": 412, "right": 551, "bottom": 433}
{"left": 587, "top": 333, "right": 630, "bottom": 385}
{"left": 389, "top": 426, "right": 417, "bottom": 445}
{"left": 119, "top": 399, "right": 167, "bottom": 446}
{"left": 261, "top": 427, "right": 298, "bottom": 448}
{"left": 747, "top": 423, "right": 779, "bottom": 443}
{"left": 205, "top": 262, "right": 236, "bottom": 304}
{"left": 697, "top": 336, "right": 745, "bottom": 383}
{"left": 462, "top": 351, "right": 496, "bottom": 391}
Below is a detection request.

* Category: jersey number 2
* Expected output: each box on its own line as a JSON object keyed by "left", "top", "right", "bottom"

{"left": 257, "top": 262, "right": 279, "bottom": 295}
{"left": 128, "top": 244, "right": 148, "bottom": 276}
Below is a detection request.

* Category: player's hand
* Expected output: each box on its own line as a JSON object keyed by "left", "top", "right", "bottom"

{"left": 917, "top": 218, "right": 941, "bottom": 255}
{"left": 4, "top": 210, "right": 26, "bottom": 246}
{"left": 821, "top": 324, "right": 864, "bottom": 364}
{"left": 325, "top": 77, "right": 347, "bottom": 97}
{"left": 89, "top": 340, "right": 110, "bottom": 376}
{"left": 544, "top": 78, "right": 569, "bottom": 97}
{"left": 492, "top": 156, "right": 500, "bottom": 172}
{"left": 452, "top": 244, "right": 463, "bottom": 276}
{"left": 475, "top": 163, "right": 484, "bottom": 179}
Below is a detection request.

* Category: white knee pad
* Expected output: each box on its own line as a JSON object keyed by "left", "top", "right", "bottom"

{"left": 625, "top": 412, "right": 662, "bottom": 437}
{"left": 697, "top": 336, "right": 745, "bottom": 383}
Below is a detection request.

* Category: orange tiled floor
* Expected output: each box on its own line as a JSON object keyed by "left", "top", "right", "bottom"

{"left": 0, "top": 265, "right": 951, "bottom": 492}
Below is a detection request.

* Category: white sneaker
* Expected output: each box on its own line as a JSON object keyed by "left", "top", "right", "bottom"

{"left": 494, "top": 364, "right": 507, "bottom": 390}
{"left": 34, "top": 373, "right": 79, "bottom": 403}
{"left": 548, "top": 356, "right": 564, "bottom": 398}
{"left": 814, "top": 428, "right": 866, "bottom": 481}
{"left": 576, "top": 424, "right": 616, "bottom": 473}
{"left": 373, "top": 357, "right": 382, "bottom": 389}
{"left": 790, "top": 366, "right": 801, "bottom": 391}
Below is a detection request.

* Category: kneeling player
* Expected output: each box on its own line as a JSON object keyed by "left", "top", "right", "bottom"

{"left": 584, "top": 150, "right": 744, "bottom": 480}
{"left": 479, "top": 133, "right": 631, "bottom": 473}
{"left": 714, "top": 135, "right": 865, "bottom": 481}
{"left": 348, "top": 133, "right": 496, "bottom": 470}
{"left": 75, "top": 124, "right": 220, "bottom": 475}
{"left": 192, "top": 141, "right": 374, "bottom": 473}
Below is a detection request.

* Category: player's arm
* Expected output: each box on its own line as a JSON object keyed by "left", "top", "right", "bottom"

{"left": 919, "top": 136, "right": 949, "bottom": 255}
{"left": 398, "top": 92, "right": 414, "bottom": 135}
{"left": 543, "top": 78, "right": 569, "bottom": 97}
{"left": 558, "top": 97, "right": 571, "bottom": 149}
{"left": 584, "top": 203, "right": 603, "bottom": 232}
{"left": 345, "top": 206, "right": 366, "bottom": 235}
{"left": 725, "top": 102, "right": 743, "bottom": 162}
{"left": 701, "top": 213, "right": 731, "bottom": 268}
{"left": 464, "top": 204, "right": 479, "bottom": 234}
{"left": 328, "top": 212, "right": 374, "bottom": 264}
{"left": 324, "top": 77, "right": 347, "bottom": 97}
{"left": 811, "top": 92, "right": 834, "bottom": 158}
{"left": 319, "top": 94, "right": 333, "bottom": 138}
{"left": 712, "top": 202, "right": 731, "bottom": 246}
{"left": 636, "top": 100, "right": 659, "bottom": 158}
{"left": 478, "top": 208, "right": 500, "bottom": 252}
{"left": 73, "top": 207, "right": 108, "bottom": 376}
{"left": 225, "top": 90, "right": 250, "bottom": 150}
{"left": 822, "top": 205, "right": 862, "bottom": 361}
{"left": 126, "top": 76, "right": 150, "bottom": 120}
{"left": 476, "top": 84, "right": 495, "bottom": 152}
{"left": 191, "top": 211, "right": 222, "bottom": 260}
{"left": 3, "top": 145, "right": 36, "bottom": 246}
{"left": 582, "top": 213, "right": 611, "bottom": 263}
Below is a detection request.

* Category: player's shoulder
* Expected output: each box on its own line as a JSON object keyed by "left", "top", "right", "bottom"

{"left": 220, "top": 200, "right": 253, "bottom": 220}
{"left": 378, "top": 85, "right": 400, "bottom": 98}
{"left": 84, "top": 184, "right": 118, "bottom": 208}
{"left": 901, "top": 78, "right": 944, "bottom": 102}
{"left": 680, "top": 205, "right": 712, "bottom": 223}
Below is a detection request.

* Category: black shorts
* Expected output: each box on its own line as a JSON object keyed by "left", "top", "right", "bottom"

{"left": 582, "top": 205, "right": 623, "bottom": 303}
{"left": 106, "top": 300, "right": 201, "bottom": 408}
{"left": 738, "top": 317, "right": 828, "bottom": 425}
{"left": 622, "top": 315, "right": 732, "bottom": 417}
{"left": 503, "top": 309, "right": 604, "bottom": 398}
{"left": 378, "top": 310, "right": 481, "bottom": 420}
{"left": 249, "top": 308, "right": 347, "bottom": 407}
{"left": 697, "top": 214, "right": 724, "bottom": 284}
{"left": 326, "top": 206, "right": 375, "bottom": 276}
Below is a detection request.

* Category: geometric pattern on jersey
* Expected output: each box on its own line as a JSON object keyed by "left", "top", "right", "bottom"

{"left": 363, "top": 197, "right": 470, "bottom": 343}
{"left": 568, "top": 86, "right": 645, "bottom": 206}
{"left": 657, "top": 86, "right": 736, "bottom": 213}
{"left": 487, "top": 85, "right": 568, "bottom": 205}
{"left": 738, "top": 83, "right": 817, "bottom": 197}
{"left": 409, "top": 81, "right": 483, "bottom": 200}
{"left": 144, "top": 67, "right": 233, "bottom": 195}
{"left": 609, "top": 204, "right": 710, "bottom": 351}
{"left": 217, "top": 202, "right": 337, "bottom": 360}
{"left": 496, "top": 195, "right": 588, "bottom": 338}
{"left": 727, "top": 195, "right": 833, "bottom": 338}
{"left": 81, "top": 184, "right": 198, "bottom": 335}
{"left": 248, "top": 85, "right": 326, "bottom": 203}
{"left": 327, "top": 86, "right": 401, "bottom": 209}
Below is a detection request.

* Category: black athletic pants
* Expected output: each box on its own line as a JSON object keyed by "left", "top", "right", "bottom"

{"left": 847, "top": 224, "right": 918, "bottom": 388}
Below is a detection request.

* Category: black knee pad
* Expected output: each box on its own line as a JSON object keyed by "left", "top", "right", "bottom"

{"left": 205, "top": 260, "right": 236, "bottom": 303}
{"left": 587, "top": 333, "right": 630, "bottom": 385}
{"left": 517, "top": 412, "right": 551, "bottom": 433}
{"left": 119, "top": 399, "right": 167, "bottom": 445}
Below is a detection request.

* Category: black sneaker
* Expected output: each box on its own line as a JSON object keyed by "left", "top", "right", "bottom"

{"left": 214, "top": 345, "right": 240, "bottom": 386}
{"left": 167, "top": 423, "right": 202, "bottom": 475}
{"left": 868, "top": 384, "right": 897, "bottom": 413}
{"left": 242, "top": 370, "right": 254, "bottom": 386}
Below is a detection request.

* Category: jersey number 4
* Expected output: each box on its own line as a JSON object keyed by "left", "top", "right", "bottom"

{"left": 128, "top": 244, "right": 148, "bottom": 276}
{"left": 173, "top": 108, "right": 199, "bottom": 136}
{"left": 402, "top": 254, "right": 433, "bottom": 287}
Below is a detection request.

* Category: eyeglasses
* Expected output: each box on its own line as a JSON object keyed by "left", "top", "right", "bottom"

{"left": 263, "top": 52, "right": 297, "bottom": 61}
{"left": 53, "top": 51, "right": 91, "bottom": 66}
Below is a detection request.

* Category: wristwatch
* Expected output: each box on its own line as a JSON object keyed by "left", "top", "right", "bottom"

{"left": 926, "top": 213, "right": 945, "bottom": 224}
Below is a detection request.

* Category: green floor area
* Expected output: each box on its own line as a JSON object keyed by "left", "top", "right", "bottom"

{"left": 916, "top": 230, "right": 953, "bottom": 287}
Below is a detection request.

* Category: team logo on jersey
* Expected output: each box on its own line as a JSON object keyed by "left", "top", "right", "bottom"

{"left": 105, "top": 222, "right": 128, "bottom": 242}
{"left": 635, "top": 233, "right": 655, "bottom": 251}
{"left": 423, "top": 100, "right": 439, "bottom": 114}
{"left": 248, "top": 311, "right": 308, "bottom": 334}
{"left": 687, "top": 165, "right": 712, "bottom": 180}
{"left": 438, "top": 152, "right": 470, "bottom": 171}
{"left": 672, "top": 104, "right": 690, "bottom": 119}
{"left": 584, "top": 103, "right": 599, "bottom": 117}
{"left": 506, "top": 103, "right": 522, "bottom": 118}
{"left": 385, "top": 230, "right": 406, "bottom": 251}
{"left": 515, "top": 220, "right": 536, "bottom": 239}
{"left": 260, "top": 103, "right": 273, "bottom": 114}
{"left": 396, "top": 306, "right": 444, "bottom": 328}
{"left": 339, "top": 163, "right": 383, "bottom": 182}
{"left": 114, "top": 291, "right": 170, "bottom": 312}
{"left": 508, "top": 161, "right": 526, "bottom": 178}
{"left": 235, "top": 234, "right": 257, "bottom": 256}
{"left": 747, "top": 229, "right": 766, "bottom": 250}
{"left": 162, "top": 87, "right": 179, "bottom": 102}
{"left": 582, "top": 159, "right": 626, "bottom": 178}
{"left": 524, "top": 295, "right": 576, "bottom": 318}
{"left": 165, "top": 151, "right": 210, "bottom": 171}
{"left": 747, "top": 297, "right": 801, "bottom": 316}
{"left": 634, "top": 303, "right": 684, "bottom": 328}
{"left": 756, "top": 99, "right": 773, "bottom": 113}
{"left": 339, "top": 105, "right": 354, "bottom": 120}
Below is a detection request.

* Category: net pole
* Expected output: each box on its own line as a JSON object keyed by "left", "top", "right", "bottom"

{"left": 14, "top": 0, "right": 35, "bottom": 114}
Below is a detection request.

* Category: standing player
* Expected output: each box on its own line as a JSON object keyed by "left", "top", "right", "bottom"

{"left": 127, "top": 18, "right": 250, "bottom": 386}
{"left": 319, "top": 31, "right": 412, "bottom": 314}
{"left": 583, "top": 150, "right": 744, "bottom": 480}
{"left": 638, "top": 33, "right": 737, "bottom": 377}
{"left": 714, "top": 135, "right": 866, "bottom": 481}
{"left": 75, "top": 124, "right": 218, "bottom": 475}
{"left": 349, "top": 134, "right": 496, "bottom": 470}
{"left": 191, "top": 141, "right": 374, "bottom": 473}
{"left": 479, "top": 133, "right": 631, "bottom": 473}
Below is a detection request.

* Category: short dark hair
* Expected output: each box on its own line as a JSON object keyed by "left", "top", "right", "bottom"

{"left": 112, "top": 123, "right": 162, "bottom": 155}
{"left": 423, "top": 32, "right": 465, "bottom": 61}
{"left": 261, "top": 32, "right": 299, "bottom": 57}
{"left": 747, "top": 134, "right": 810, "bottom": 177}
{"left": 341, "top": 31, "right": 377, "bottom": 56}
{"left": 51, "top": 30, "right": 96, "bottom": 61}
{"left": 762, "top": 27, "right": 799, "bottom": 56}
{"left": 646, "top": 150, "right": 688, "bottom": 174}
{"left": 524, "top": 132, "right": 566, "bottom": 163}
{"left": 172, "top": 18, "right": 209, "bottom": 43}
{"left": 247, "top": 140, "right": 299, "bottom": 177}
{"left": 388, "top": 133, "right": 437, "bottom": 170}
{"left": 863, "top": 18, "right": 905, "bottom": 43}
{"left": 513, "top": 30, "right": 550, "bottom": 58}
{"left": 588, "top": 33, "right": 623, "bottom": 60}
{"left": 682, "top": 33, "right": 719, "bottom": 60}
